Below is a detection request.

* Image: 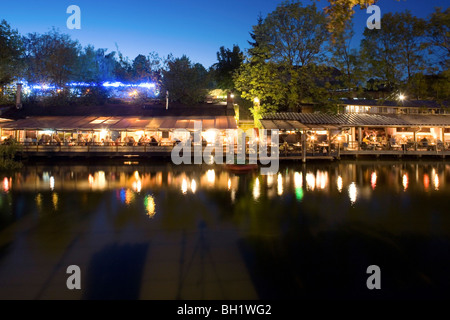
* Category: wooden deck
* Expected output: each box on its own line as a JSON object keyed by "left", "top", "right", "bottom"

{"left": 16, "top": 144, "right": 450, "bottom": 162}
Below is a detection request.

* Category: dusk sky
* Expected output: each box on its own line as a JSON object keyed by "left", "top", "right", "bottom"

{"left": 1, "top": 0, "right": 449, "bottom": 68}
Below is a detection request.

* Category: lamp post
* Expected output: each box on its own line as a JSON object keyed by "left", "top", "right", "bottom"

{"left": 399, "top": 94, "right": 406, "bottom": 107}
{"left": 253, "top": 97, "right": 260, "bottom": 128}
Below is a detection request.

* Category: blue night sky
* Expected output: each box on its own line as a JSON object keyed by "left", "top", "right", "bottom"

{"left": 1, "top": 0, "right": 449, "bottom": 68}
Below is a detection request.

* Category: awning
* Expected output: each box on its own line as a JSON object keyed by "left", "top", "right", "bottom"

{"left": 0, "top": 116, "right": 238, "bottom": 131}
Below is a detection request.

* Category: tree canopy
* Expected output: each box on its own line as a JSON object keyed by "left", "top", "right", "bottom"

{"left": 0, "top": 20, "right": 23, "bottom": 88}
{"left": 161, "top": 55, "right": 209, "bottom": 105}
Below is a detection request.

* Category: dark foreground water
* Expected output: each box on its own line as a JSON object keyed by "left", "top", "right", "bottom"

{"left": 0, "top": 160, "right": 450, "bottom": 300}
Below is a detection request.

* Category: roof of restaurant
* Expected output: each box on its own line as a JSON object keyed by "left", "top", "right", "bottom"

{"left": 1, "top": 102, "right": 235, "bottom": 120}
{"left": 0, "top": 115, "right": 237, "bottom": 131}
{"left": 339, "top": 99, "right": 450, "bottom": 108}
{"left": 261, "top": 112, "right": 450, "bottom": 129}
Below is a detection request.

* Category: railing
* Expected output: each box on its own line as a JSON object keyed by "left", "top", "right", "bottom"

{"left": 9, "top": 141, "right": 450, "bottom": 158}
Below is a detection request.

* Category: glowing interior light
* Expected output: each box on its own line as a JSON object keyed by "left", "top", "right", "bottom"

{"left": 337, "top": 176, "right": 343, "bottom": 193}
{"left": 181, "top": 178, "right": 188, "bottom": 194}
{"left": 88, "top": 174, "right": 94, "bottom": 185}
{"left": 144, "top": 195, "right": 156, "bottom": 218}
{"left": 191, "top": 179, "right": 197, "bottom": 193}
{"left": 348, "top": 183, "right": 357, "bottom": 205}
{"left": 253, "top": 177, "right": 260, "bottom": 200}
{"left": 277, "top": 173, "right": 283, "bottom": 196}
{"left": 50, "top": 176, "right": 55, "bottom": 190}
{"left": 371, "top": 172, "right": 377, "bottom": 190}
{"left": 403, "top": 174, "right": 409, "bottom": 191}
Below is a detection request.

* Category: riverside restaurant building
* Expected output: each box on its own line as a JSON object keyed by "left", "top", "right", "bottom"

{"left": 0, "top": 115, "right": 238, "bottom": 147}
{"left": 260, "top": 112, "right": 450, "bottom": 153}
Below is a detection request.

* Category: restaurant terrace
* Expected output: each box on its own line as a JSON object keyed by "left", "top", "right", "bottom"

{"left": 261, "top": 112, "right": 450, "bottom": 160}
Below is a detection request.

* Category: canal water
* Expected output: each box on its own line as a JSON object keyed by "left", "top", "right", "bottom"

{"left": 0, "top": 160, "right": 449, "bottom": 299}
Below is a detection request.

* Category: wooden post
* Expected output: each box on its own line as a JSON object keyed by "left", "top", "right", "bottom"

{"left": 358, "top": 127, "right": 362, "bottom": 151}
{"left": 302, "top": 130, "right": 306, "bottom": 163}
{"left": 413, "top": 130, "right": 417, "bottom": 151}
{"left": 327, "top": 129, "right": 331, "bottom": 155}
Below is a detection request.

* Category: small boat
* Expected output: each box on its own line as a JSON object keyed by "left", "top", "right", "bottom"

{"left": 225, "top": 163, "right": 259, "bottom": 173}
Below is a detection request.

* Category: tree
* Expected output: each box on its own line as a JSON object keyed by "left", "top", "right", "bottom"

{"left": 0, "top": 20, "right": 24, "bottom": 90}
{"left": 132, "top": 54, "right": 152, "bottom": 82}
{"left": 395, "top": 11, "right": 427, "bottom": 81}
{"left": 426, "top": 7, "right": 450, "bottom": 69}
{"left": 113, "top": 44, "right": 133, "bottom": 82}
{"left": 234, "top": 1, "right": 332, "bottom": 114}
{"left": 317, "top": 0, "right": 401, "bottom": 36}
{"left": 161, "top": 55, "right": 208, "bottom": 105}
{"left": 212, "top": 45, "right": 244, "bottom": 91}
{"left": 361, "top": 12, "right": 427, "bottom": 91}
{"left": 23, "top": 29, "right": 81, "bottom": 86}
{"left": 329, "top": 20, "right": 364, "bottom": 96}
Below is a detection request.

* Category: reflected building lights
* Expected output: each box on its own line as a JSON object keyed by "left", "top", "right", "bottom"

{"left": 35, "top": 193, "right": 42, "bottom": 209}
{"left": 207, "top": 170, "right": 215, "bottom": 184}
{"left": 423, "top": 174, "right": 429, "bottom": 191}
{"left": 181, "top": 178, "right": 188, "bottom": 194}
{"left": 52, "top": 192, "right": 58, "bottom": 210}
{"left": 253, "top": 177, "right": 260, "bottom": 200}
{"left": 267, "top": 174, "right": 274, "bottom": 188}
{"left": 337, "top": 176, "right": 343, "bottom": 193}
{"left": 49, "top": 176, "right": 55, "bottom": 190}
{"left": 277, "top": 173, "right": 283, "bottom": 196}
{"left": 348, "top": 183, "right": 357, "bottom": 205}
{"left": 228, "top": 179, "right": 231, "bottom": 190}
{"left": 125, "top": 189, "right": 135, "bottom": 205}
{"left": 191, "top": 179, "right": 197, "bottom": 193}
{"left": 306, "top": 173, "right": 315, "bottom": 191}
{"left": 371, "top": 172, "right": 377, "bottom": 190}
{"left": 434, "top": 174, "right": 439, "bottom": 191}
{"left": 402, "top": 174, "right": 409, "bottom": 191}
{"left": 132, "top": 180, "right": 142, "bottom": 193}
{"left": 144, "top": 195, "right": 156, "bottom": 218}
{"left": 3, "top": 177, "right": 9, "bottom": 193}
{"left": 294, "top": 172, "right": 303, "bottom": 189}
{"left": 316, "top": 171, "right": 328, "bottom": 190}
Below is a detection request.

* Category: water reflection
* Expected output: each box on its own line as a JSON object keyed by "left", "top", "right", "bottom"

{"left": 253, "top": 177, "right": 260, "bottom": 200}
{"left": 371, "top": 172, "right": 377, "bottom": 190}
{"left": 2, "top": 161, "right": 450, "bottom": 206}
{"left": 337, "top": 176, "right": 343, "bottom": 193}
{"left": 1, "top": 161, "right": 450, "bottom": 299}
{"left": 144, "top": 195, "right": 156, "bottom": 218}
{"left": 3, "top": 177, "right": 9, "bottom": 193}
{"left": 402, "top": 174, "right": 409, "bottom": 191}
{"left": 348, "top": 183, "right": 357, "bottom": 205}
